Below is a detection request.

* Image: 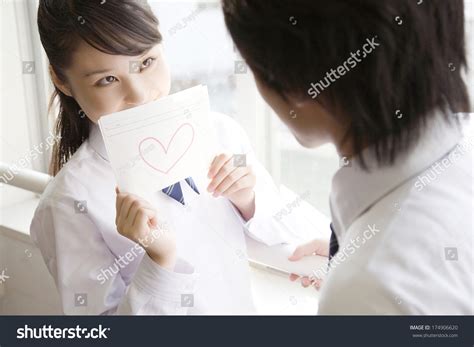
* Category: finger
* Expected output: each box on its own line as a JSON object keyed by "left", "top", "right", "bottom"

{"left": 132, "top": 206, "right": 157, "bottom": 229}
{"left": 220, "top": 173, "right": 255, "bottom": 197}
{"left": 288, "top": 245, "right": 306, "bottom": 261}
{"left": 135, "top": 198, "right": 160, "bottom": 229}
{"left": 128, "top": 199, "right": 157, "bottom": 226}
{"left": 208, "top": 154, "right": 221, "bottom": 172}
{"left": 208, "top": 153, "right": 232, "bottom": 178}
{"left": 289, "top": 273, "right": 299, "bottom": 282}
{"left": 118, "top": 194, "right": 147, "bottom": 227}
{"left": 148, "top": 215, "right": 159, "bottom": 229}
{"left": 115, "top": 189, "right": 126, "bottom": 224}
{"left": 134, "top": 197, "right": 157, "bottom": 212}
{"left": 207, "top": 158, "right": 236, "bottom": 192}
{"left": 132, "top": 210, "right": 148, "bottom": 240}
{"left": 288, "top": 239, "right": 325, "bottom": 261}
{"left": 116, "top": 191, "right": 141, "bottom": 219}
{"left": 126, "top": 201, "right": 144, "bottom": 230}
{"left": 125, "top": 198, "right": 147, "bottom": 221}
{"left": 301, "top": 277, "right": 311, "bottom": 287}
{"left": 117, "top": 195, "right": 135, "bottom": 227}
{"left": 213, "top": 167, "right": 248, "bottom": 196}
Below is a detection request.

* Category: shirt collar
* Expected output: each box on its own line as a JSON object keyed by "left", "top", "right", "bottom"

{"left": 88, "top": 122, "right": 109, "bottom": 162}
{"left": 330, "top": 110, "right": 464, "bottom": 238}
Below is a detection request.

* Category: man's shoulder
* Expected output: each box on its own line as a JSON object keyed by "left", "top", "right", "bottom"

{"left": 321, "top": 175, "right": 473, "bottom": 314}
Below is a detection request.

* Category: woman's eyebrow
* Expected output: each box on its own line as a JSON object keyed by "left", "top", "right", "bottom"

{"left": 83, "top": 69, "right": 114, "bottom": 78}
{"left": 81, "top": 49, "right": 156, "bottom": 78}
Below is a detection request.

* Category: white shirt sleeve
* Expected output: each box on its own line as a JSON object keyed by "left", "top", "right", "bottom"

{"left": 212, "top": 112, "right": 307, "bottom": 246}
{"left": 116, "top": 254, "right": 198, "bottom": 315}
{"left": 30, "top": 198, "right": 198, "bottom": 315}
{"left": 242, "top": 158, "right": 296, "bottom": 246}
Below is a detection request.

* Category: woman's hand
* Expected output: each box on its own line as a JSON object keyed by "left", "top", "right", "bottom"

{"left": 288, "top": 238, "right": 329, "bottom": 290}
{"left": 207, "top": 153, "right": 256, "bottom": 221}
{"left": 115, "top": 187, "right": 176, "bottom": 270}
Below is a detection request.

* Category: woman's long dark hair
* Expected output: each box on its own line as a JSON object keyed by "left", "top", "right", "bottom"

{"left": 37, "top": 0, "right": 162, "bottom": 176}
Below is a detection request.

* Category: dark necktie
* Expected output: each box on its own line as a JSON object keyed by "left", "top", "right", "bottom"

{"left": 329, "top": 223, "right": 339, "bottom": 263}
{"left": 161, "top": 177, "right": 199, "bottom": 205}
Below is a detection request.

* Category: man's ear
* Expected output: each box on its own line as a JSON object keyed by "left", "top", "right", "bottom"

{"left": 288, "top": 94, "right": 314, "bottom": 109}
{"left": 49, "top": 65, "right": 73, "bottom": 97}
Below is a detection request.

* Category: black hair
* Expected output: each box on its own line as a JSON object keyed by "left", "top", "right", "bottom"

{"left": 223, "top": 0, "right": 470, "bottom": 167}
{"left": 38, "top": 0, "right": 161, "bottom": 175}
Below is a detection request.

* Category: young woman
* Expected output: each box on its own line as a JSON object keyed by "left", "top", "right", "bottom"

{"left": 30, "top": 0, "right": 296, "bottom": 315}
{"left": 223, "top": 0, "right": 473, "bottom": 314}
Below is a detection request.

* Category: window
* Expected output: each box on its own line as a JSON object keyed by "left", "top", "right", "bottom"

{"left": 0, "top": 0, "right": 51, "bottom": 209}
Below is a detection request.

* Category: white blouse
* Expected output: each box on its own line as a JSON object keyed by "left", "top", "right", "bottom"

{"left": 30, "top": 112, "right": 296, "bottom": 315}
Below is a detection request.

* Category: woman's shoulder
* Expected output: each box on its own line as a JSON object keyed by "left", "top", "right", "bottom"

{"left": 31, "top": 140, "right": 115, "bottom": 244}
{"left": 39, "top": 141, "right": 113, "bottom": 208}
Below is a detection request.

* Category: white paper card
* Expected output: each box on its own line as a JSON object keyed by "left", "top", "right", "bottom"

{"left": 98, "top": 85, "right": 217, "bottom": 199}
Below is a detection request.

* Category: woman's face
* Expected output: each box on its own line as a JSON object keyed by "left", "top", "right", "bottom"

{"left": 52, "top": 40, "right": 171, "bottom": 124}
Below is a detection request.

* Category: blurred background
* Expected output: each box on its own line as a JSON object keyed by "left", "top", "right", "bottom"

{"left": 1, "top": 0, "right": 473, "bottom": 314}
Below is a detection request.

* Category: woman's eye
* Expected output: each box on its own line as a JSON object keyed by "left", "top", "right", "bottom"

{"left": 141, "top": 57, "right": 156, "bottom": 69}
{"left": 97, "top": 76, "right": 118, "bottom": 87}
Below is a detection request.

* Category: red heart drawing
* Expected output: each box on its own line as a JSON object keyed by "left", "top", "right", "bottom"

{"left": 138, "top": 123, "right": 195, "bottom": 174}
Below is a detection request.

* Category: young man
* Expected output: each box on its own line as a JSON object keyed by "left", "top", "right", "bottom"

{"left": 222, "top": 0, "right": 473, "bottom": 314}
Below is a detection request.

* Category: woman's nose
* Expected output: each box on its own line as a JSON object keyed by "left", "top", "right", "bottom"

{"left": 148, "top": 88, "right": 163, "bottom": 102}
{"left": 124, "top": 88, "right": 147, "bottom": 107}
{"left": 124, "top": 87, "right": 162, "bottom": 107}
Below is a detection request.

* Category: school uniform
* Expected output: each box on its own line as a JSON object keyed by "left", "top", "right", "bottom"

{"left": 319, "top": 112, "right": 473, "bottom": 314}
{"left": 30, "top": 112, "right": 295, "bottom": 315}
